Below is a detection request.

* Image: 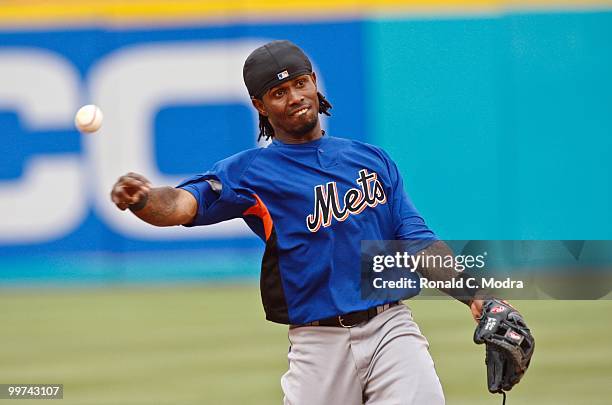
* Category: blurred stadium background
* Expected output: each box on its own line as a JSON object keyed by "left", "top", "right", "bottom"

{"left": 1, "top": 0, "right": 611, "bottom": 403}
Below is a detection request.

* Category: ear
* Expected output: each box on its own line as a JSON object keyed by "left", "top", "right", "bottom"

{"left": 311, "top": 72, "right": 318, "bottom": 87}
{"left": 251, "top": 97, "right": 268, "bottom": 117}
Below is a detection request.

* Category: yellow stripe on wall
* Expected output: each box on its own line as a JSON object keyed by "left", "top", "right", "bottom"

{"left": 1, "top": 0, "right": 611, "bottom": 27}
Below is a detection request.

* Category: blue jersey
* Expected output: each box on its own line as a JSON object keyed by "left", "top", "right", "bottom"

{"left": 177, "top": 135, "right": 436, "bottom": 325}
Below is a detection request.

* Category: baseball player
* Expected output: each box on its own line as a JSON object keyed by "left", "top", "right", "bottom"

{"left": 111, "top": 40, "right": 533, "bottom": 404}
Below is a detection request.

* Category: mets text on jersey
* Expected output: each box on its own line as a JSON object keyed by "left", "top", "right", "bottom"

{"left": 306, "top": 169, "right": 387, "bottom": 232}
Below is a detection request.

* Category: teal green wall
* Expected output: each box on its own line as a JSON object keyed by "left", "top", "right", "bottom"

{"left": 367, "top": 11, "right": 612, "bottom": 239}
{"left": 2, "top": 10, "right": 610, "bottom": 284}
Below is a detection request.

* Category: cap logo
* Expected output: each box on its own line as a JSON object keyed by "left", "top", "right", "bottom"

{"left": 277, "top": 70, "right": 289, "bottom": 80}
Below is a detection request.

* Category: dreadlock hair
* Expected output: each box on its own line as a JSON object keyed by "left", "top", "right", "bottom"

{"left": 257, "top": 92, "right": 333, "bottom": 142}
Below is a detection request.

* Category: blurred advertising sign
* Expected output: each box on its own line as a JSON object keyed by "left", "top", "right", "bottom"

{"left": 0, "top": 23, "right": 366, "bottom": 254}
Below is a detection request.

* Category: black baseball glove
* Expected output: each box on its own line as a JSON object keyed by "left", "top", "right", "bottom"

{"left": 473, "top": 299, "right": 535, "bottom": 393}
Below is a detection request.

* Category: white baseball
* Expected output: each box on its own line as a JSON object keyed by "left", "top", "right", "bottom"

{"left": 74, "top": 104, "right": 103, "bottom": 133}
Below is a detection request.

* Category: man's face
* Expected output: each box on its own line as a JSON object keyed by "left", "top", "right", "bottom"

{"left": 255, "top": 73, "right": 320, "bottom": 137}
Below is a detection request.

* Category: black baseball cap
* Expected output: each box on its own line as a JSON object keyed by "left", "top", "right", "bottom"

{"left": 243, "top": 40, "right": 313, "bottom": 99}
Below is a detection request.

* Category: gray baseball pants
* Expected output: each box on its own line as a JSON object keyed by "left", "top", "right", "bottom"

{"left": 281, "top": 303, "right": 445, "bottom": 405}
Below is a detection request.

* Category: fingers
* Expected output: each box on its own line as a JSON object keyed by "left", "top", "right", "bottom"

{"left": 110, "top": 172, "right": 152, "bottom": 209}
{"left": 470, "top": 299, "right": 484, "bottom": 323}
{"left": 123, "top": 172, "right": 152, "bottom": 187}
{"left": 116, "top": 172, "right": 152, "bottom": 190}
{"left": 112, "top": 183, "right": 150, "bottom": 203}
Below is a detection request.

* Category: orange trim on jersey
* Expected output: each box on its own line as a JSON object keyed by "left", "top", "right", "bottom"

{"left": 243, "top": 194, "right": 273, "bottom": 241}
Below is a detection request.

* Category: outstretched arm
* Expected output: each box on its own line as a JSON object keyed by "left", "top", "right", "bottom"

{"left": 110, "top": 172, "right": 197, "bottom": 227}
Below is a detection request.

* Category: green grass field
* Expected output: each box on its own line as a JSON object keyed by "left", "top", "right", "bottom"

{"left": 1, "top": 285, "right": 611, "bottom": 404}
